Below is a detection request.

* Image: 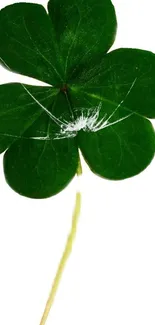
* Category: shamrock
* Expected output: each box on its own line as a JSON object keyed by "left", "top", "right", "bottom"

{"left": 0, "top": 0, "right": 155, "bottom": 199}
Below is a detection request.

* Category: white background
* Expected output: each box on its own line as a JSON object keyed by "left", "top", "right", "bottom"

{"left": 0, "top": 0, "right": 155, "bottom": 324}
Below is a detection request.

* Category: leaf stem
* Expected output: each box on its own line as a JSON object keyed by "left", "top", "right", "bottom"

{"left": 39, "top": 159, "right": 82, "bottom": 325}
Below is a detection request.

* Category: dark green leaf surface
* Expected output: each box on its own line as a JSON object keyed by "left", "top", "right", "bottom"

{"left": 0, "top": 83, "right": 56, "bottom": 153}
{"left": 48, "top": 0, "right": 117, "bottom": 80}
{"left": 70, "top": 91, "right": 155, "bottom": 180}
{"left": 0, "top": 3, "right": 64, "bottom": 85}
{"left": 4, "top": 92, "right": 79, "bottom": 198}
{"left": 71, "top": 48, "right": 155, "bottom": 118}
{"left": 0, "top": 1, "right": 116, "bottom": 85}
{"left": 0, "top": 1, "right": 155, "bottom": 198}
{"left": 79, "top": 117, "right": 155, "bottom": 180}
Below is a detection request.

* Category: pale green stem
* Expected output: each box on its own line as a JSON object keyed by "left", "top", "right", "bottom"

{"left": 39, "top": 159, "right": 82, "bottom": 325}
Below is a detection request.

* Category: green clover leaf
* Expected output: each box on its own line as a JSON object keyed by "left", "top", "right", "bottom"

{"left": 0, "top": 1, "right": 155, "bottom": 199}
{"left": 1, "top": 2, "right": 155, "bottom": 323}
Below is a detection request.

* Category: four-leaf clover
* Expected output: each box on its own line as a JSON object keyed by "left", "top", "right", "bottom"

{"left": 0, "top": 0, "right": 155, "bottom": 199}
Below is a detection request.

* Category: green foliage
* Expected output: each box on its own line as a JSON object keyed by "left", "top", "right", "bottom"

{"left": 0, "top": 1, "right": 155, "bottom": 198}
